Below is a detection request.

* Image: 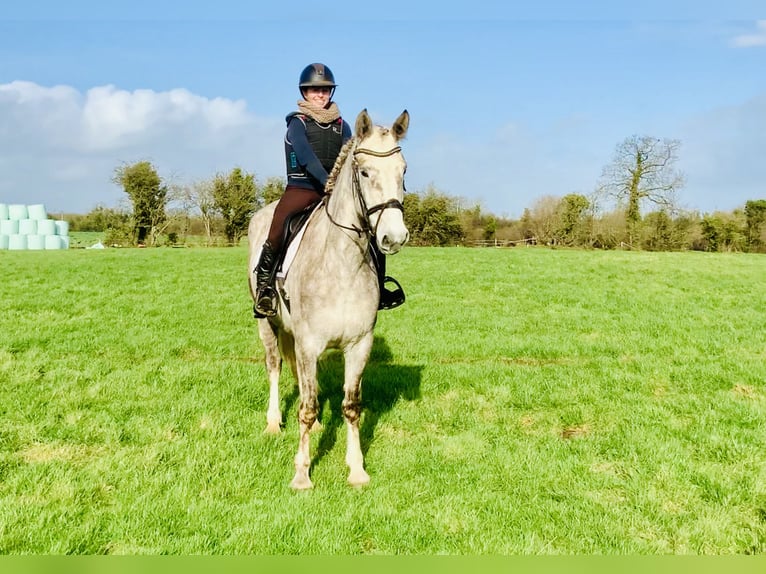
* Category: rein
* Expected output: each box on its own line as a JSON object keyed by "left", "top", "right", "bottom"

{"left": 324, "top": 145, "right": 404, "bottom": 238}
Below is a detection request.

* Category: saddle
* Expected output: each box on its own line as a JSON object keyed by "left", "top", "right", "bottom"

{"left": 285, "top": 204, "right": 317, "bottom": 244}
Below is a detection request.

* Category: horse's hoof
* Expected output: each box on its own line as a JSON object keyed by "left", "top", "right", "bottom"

{"left": 348, "top": 469, "right": 370, "bottom": 487}
{"left": 264, "top": 422, "right": 281, "bottom": 435}
{"left": 290, "top": 474, "right": 314, "bottom": 490}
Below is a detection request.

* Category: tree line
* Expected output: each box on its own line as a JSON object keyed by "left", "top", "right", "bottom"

{"left": 67, "top": 136, "right": 766, "bottom": 253}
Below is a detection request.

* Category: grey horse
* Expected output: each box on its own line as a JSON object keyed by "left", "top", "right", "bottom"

{"left": 247, "top": 109, "right": 410, "bottom": 489}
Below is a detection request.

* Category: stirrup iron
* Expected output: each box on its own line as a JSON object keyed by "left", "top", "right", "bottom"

{"left": 379, "top": 276, "right": 405, "bottom": 310}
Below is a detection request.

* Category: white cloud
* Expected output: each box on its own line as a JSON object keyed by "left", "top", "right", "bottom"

{"left": 0, "top": 81, "right": 284, "bottom": 213}
{"left": 80, "top": 85, "right": 250, "bottom": 150}
{"left": 732, "top": 20, "right": 766, "bottom": 47}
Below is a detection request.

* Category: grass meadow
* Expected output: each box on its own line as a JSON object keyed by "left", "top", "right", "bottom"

{"left": 0, "top": 244, "right": 764, "bottom": 554}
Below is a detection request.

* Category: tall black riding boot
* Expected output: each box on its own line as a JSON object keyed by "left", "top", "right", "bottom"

{"left": 253, "top": 240, "right": 279, "bottom": 318}
{"left": 371, "top": 241, "right": 405, "bottom": 310}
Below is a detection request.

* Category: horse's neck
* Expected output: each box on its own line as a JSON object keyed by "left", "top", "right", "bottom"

{"left": 307, "top": 161, "right": 370, "bottom": 266}
{"left": 325, "top": 160, "right": 361, "bottom": 229}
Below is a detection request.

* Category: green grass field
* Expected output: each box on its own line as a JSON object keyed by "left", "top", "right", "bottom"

{"left": 0, "top": 246, "right": 764, "bottom": 554}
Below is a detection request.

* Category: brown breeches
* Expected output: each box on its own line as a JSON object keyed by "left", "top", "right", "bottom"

{"left": 267, "top": 186, "right": 323, "bottom": 250}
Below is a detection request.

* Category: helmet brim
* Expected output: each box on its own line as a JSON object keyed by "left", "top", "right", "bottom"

{"left": 300, "top": 82, "right": 338, "bottom": 88}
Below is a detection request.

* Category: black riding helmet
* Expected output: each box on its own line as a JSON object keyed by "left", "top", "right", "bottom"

{"left": 299, "top": 63, "right": 337, "bottom": 99}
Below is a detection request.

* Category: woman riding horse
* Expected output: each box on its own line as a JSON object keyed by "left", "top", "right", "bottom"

{"left": 248, "top": 106, "right": 411, "bottom": 488}
{"left": 253, "top": 63, "right": 405, "bottom": 317}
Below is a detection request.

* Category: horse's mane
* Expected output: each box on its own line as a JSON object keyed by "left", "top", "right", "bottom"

{"left": 324, "top": 137, "right": 357, "bottom": 195}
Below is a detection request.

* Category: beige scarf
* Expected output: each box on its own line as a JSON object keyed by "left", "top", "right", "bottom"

{"left": 297, "top": 100, "right": 341, "bottom": 124}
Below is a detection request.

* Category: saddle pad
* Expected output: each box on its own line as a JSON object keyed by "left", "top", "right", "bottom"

{"left": 276, "top": 203, "right": 322, "bottom": 281}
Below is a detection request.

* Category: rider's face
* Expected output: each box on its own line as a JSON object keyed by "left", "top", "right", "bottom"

{"left": 302, "top": 86, "right": 332, "bottom": 108}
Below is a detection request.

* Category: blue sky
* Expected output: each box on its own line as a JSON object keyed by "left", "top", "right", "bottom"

{"left": 1, "top": 2, "right": 764, "bottom": 217}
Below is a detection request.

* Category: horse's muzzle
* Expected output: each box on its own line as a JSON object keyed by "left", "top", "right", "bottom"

{"left": 377, "top": 228, "right": 410, "bottom": 255}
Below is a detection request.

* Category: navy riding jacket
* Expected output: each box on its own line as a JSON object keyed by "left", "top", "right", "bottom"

{"left": 284, "top": 112, "right": 352, "bottom": 193}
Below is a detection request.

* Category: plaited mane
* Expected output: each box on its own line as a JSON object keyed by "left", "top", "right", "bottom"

{"left": 324, "top": 137, "right": 357, "bottom": 194}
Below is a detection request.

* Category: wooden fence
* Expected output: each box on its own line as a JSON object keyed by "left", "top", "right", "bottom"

{"left": 471, "top": 238, "right": 537, "bottom": 247}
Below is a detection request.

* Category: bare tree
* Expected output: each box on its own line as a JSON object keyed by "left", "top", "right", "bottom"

{"left": 183, "top": 179, "right": 218, "bottom": 245}
{"left": 598, "top": 135, "right": 685, "bottom": 244}
{"left": 527, "top": 195, "right": 561, "bottom": 245}
{"left": 149, "top": 184, "right": 189, "bottom": 245}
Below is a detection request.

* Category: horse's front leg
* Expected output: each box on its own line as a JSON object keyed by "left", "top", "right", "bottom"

{"left": 258, "top": 319, "right": 282, "bottom": 434}
{"left": 343, "top": 335, "right": 374, "bottom": 487}
{"left": 291, "top": 349, "right": 320, "bottom": 490}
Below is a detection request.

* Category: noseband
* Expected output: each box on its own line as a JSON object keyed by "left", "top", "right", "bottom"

{"left": 325, "top": 145, "right": 404, "bottom": 238}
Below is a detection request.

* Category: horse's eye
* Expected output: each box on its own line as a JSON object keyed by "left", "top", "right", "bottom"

{"left": 360, "top": 170, "right": 370, "bottom": 178}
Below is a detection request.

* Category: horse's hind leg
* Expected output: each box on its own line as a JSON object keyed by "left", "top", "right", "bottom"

{"left": 258, "top": 319, "right": 282, "bottom": 434}
{"left": 342, "top": 335, "right": 374, "bottom": 487}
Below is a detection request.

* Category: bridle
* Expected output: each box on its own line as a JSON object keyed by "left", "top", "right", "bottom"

{"left": 325, "top": 145, "right": 404, "bottom": 238}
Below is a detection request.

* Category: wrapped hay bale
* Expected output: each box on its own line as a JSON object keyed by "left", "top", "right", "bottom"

{"left": 27, "top": 235, "right": 46, "bottom": 250}
{"left": 45, "top": 235, "right": 65, "bottom": 250}
{"left": 37, "top": 219, "right": 57, "bottom": 235}
{"left": 8, "top": 205, "right": 28, "bottom": 220}
{"left": 0, "top": 204, "right": 8, "bottom": 220}
{"left": 0, "top": 220, "right": 19, "bottom": 235}
{"left": 27, "top": 204, "right": 48, "bottom": 220}
{"left": 0, "top": 235, "right": 8, "bottom": 249}
{"left": 8, "top": 234, "right": 27, "bottom": 250}
{"left": 18, "top": 219, "right": 37, "bottom": 235}
{"left": 54, "top": 220, "right": 70, "bottom": 236}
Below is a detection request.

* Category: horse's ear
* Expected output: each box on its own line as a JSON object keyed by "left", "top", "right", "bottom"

{"left": 392, "top": 109, "right": 409, "bottom": 141}
{"left": 355, "top": 109, "right": 373, "bottom": 140}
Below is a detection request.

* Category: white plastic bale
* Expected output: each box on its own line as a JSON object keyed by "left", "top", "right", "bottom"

{"left": 0, "top": 220, "right": 19, "bottom": 235}
{"left": 45, "top": 235, "right": 64, "bottom": 250}
{"left": 18, "top": 219, "right": 37, "bottom": 235}
{"left": 8, "top": 205, "right": 28, "bottom": 220}
{"left": 27, "top": 235, "right": 46, "bottom": 250}
{"left": 37, "top": 219, "right": 57, "bottom": 235}
{"left": 27, "top": 204, "right": 47, "bottom": 220}
{"left": 54, "top": 220, "right": 70, "bottom": 236}
{"left": 0, "top": 235, "right": 8, "bottom": 249}
{"left": 0, "top": 204, "right": 8, "bottom": 220}
{"left": 8, "top": 234, "right": 27, "bottom": 250}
